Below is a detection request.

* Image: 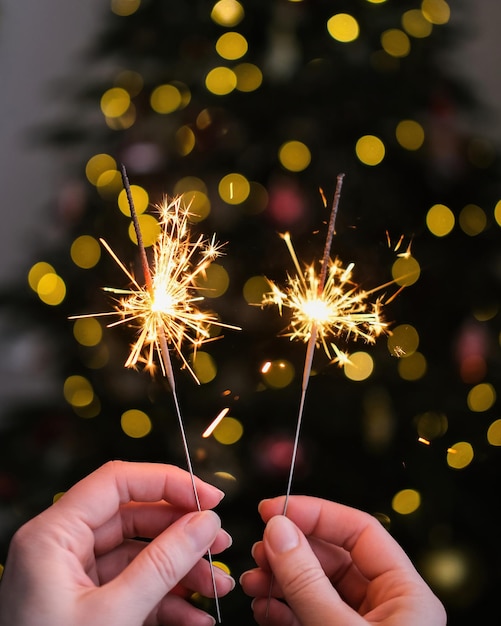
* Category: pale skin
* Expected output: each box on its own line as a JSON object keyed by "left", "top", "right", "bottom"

{"left": 240, "top": 495, "right": 447, "bottom": 626}
{"left": 0, "top": 461, "right": 234, "bottom": 626}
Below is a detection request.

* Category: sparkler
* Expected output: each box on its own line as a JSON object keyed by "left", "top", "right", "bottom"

{"left": 262, "top": 173, "right": 390, "bottom": 512}
{"left": 262, "top": 173, "right": 397, "bottom": 618}
{"left": 72, "top": 166, "right": 240, "bottom": 622}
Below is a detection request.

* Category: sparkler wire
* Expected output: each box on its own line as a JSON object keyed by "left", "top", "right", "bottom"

{"left": 120, "top": 165, "right": 221, "bottom": 623}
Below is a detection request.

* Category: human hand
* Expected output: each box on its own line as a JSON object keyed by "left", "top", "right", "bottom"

{"left": 0, "top": 461, "right": 234, "bottom": 626}
{"left": 240, "top": 496, "right": 446, "bottom": 626}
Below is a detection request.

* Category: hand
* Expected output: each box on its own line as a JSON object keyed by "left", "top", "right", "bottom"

{"left": 240, "top": 496, "right": 446, "bottom": 626}
{"left": 0, "top": 461, "right": 234, "bottom": 626}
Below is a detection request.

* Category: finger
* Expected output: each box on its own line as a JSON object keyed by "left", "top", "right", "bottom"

{"left": 48, "top": 461, "right": 225, "bottom": 532}
{"left": 102, "top": 510, "right": 222, "bottom": 624}
{"left": 262, "top": 515, "right": 365, "bottom": 626}
{"left": 251, "top": 597, "right": 299, "bottom": 626}
{"left": 240, "top": 567, "right": 281, "bottom": 599}
{"left": 259, "top": 496, "right": 420, "bottom": 582}
{"left": 152, "top": 592, "right": 217, "bottom": 626}
{"left": 94, "top": 501, "right": 232, "bottom": 556}
{"left": 250, "top": 534, "right": 367, "bottom": 608}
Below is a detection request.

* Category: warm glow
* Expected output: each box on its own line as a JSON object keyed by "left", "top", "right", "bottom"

{"left": 395, "top": 119, "right": 425, "bottom": 150}
{"left": 28, "top": 261, "right": 55, "bottom": 291}
{"left": 467, "top": 383, "right": 496, "bottom": 412}
{"left": 216, "top": 32, "right": 248, "bottom": 60}
{"left": 128, "top": 214, "right": 161, "bottom": 247}
{"left": 278, "top": 140, "right": 311, "bottom": 172}
{"left": 391, "top": 255, "right": 420, "bottom": 286}
{"left": 118, "top": 185, "right": 149, "bottom": 216}
{"left": 421, "top": 0, "right": 450, "bottom": 25}
{"left": 190, "top": 351, "right": 217, "bottom": 384}
{"left": 381, "top": 29, "right": 411, "bottom": 58}
{"left": 86, "top": 153, "right": 117, "bottom": 186}
{"left": 402, "top": 9, "right": 433, "bottom": 38}
{"left": 71, "top": 235, "right": 101, "bottom": 269}
{"left": 73, "top": 318, "right": 103, "bottom": 347}
{"left": 344, "top": 351, "right": 374, "bottom": 381}
{"left": 355, "top": 135, "right": 385, "bottom": 165}
{"left": 218, "top": 173, "right": 250, "bottom": 204}
{"left": 213, "top": 417, "right": 244, "bottom": 445}
{"left": 387, "top": 324, "right": 419, "bottom": 358}
{"left": 121, "top": 409, "right": 152, "bottom": 438}
{"left": 327, "top": 14, "right": 360, "bottom": 43}
{"left": 150, "top": 84, "right": 182, "bottom": 114}
{"left": 100, "top": 87, "right": 131, "bottom": 118}
{"left": 261, "top": 359, "right": 295, "bottom": 388}
{"left": 205, "top": 67, "right": 237, "bottom": 95}
{"left": 447, "top": 442, "right": 474, "bottom": 469}
{"left": 392, "top": 489, "right": 421, "bottom": 514}
{"left": 426, "top": 203, "right": 455, "bottom": 237}
{"left": 234, "top": 63, "right": 263, "bottom": 92}
{"left": 37, "top": 273, "right": 66, "bottom": 306}
{"left": 459, "top": 204, "right": 487, "bottom": 236}
{"left": 211, "top": 0, "right": 244, "bottom": 27}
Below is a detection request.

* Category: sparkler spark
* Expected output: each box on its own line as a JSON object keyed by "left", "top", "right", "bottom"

{"left": 71, "top": 167, "right": 239, "bottom": 623}
{"left": 83, "top": 193, "right": 237, "bottom": 380}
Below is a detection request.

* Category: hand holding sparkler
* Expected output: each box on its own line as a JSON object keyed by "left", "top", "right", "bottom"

{"left": 71, "top": 166, "right": 240, "bottom": 622}
{"left": 240, "top": 495, "right": 447, "bottom": 626}
{"left": 0, "top": 462, "right": 235, "bottom": 626}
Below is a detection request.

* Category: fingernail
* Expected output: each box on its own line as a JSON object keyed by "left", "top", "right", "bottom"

{"left": 186, "top": 510, "right": 220, "bottom": 550}
{"left": 266, "top": 515, "right": 300, "bottom": 553}
{"left": 221, "top": 529, "right": 233, "bottom": 547}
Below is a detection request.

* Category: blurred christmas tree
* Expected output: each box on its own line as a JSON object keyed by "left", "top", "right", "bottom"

{"left": 1, "top": 0, "right": 501, "bottom": 622}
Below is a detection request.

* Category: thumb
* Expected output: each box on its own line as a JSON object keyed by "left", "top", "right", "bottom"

{"left": 105, "top": 510, "right": 221, "bottom": 624}
{"left": 263, "top": 515, "right": 362, "bottom": 626}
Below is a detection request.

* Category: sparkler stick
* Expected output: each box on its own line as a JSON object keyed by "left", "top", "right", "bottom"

{"left": 119, "top": 165, "right": 221, "bottom": 622}
{"left": 283, "top": 173, "right": 345, "bottom": 514}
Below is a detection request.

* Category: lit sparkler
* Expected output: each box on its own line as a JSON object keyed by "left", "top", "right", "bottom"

{"left": 262, "top": 173, "right": 395, "bottom": 508}
{"left": 262, "top": 173, "right": 397, "bottom": 617}
{"left": 72, "top": 166, "right": 239, "bottom": 622}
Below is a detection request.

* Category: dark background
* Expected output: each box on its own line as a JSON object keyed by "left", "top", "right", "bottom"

{"left": 1, "top": 1, "right": 501, "bottom": 623}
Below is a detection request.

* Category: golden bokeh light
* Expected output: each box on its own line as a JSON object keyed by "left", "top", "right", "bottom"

{"left": 213, "top": 416, "right": 244, "bottom": 445}
{"left": 37, "top": 273, "right": 66, "bottom": 306}
{"left": 73, "top": 317, "right": 103, "bottom": 347}
{"left": 205, "top": 67, "right": 237, "bottom": 95}
{"left": 278, "top": 140, "right": 311, "bottom": 172}
{"left": 216, "top": 32, "right": 248, "bottom": 60}
{"left": 395, "top": 119, "right": 425, "bottom": 150}
{"left": 218, "top": 173, "right": 250, "bottom": 204}
{"left": 234, "top": 63, "right": 263, "bottom": 92}
{"left": 365, "top": 0, "right": 387, "bottom": 3}
{"left": 243, "top": 275, "right": 270, "bottom": 304}
{"left": 128, "top": 214, "right": 161, "bottom": 247}
{"left": 194, "top": 263, "right": 230, "bottom": 298}
{"left": 73, "top": 396, "right": 101, "bottom": 419}
{"left": 86, "top": 153, "right": 117, "bottom": 186}
{"left": 118, "top": 184, "right": 149, "bottom": 216}
{"left": 175, "top": 125, "right": 196, "bottom": 157}
{"left": 184, "top": 190, "right": 211, "bottom": 222}
{"left": 211, "top": 0, "right": 244, "bottom": 27}
{"left": 121, "top": 409, "right": 152, "bottom": 438}
{"left": 97, "top": 169, "right": 123, "bottom": 198}
{"left": 398, "top": 351, "right": 427, "bottom": 380}
{"left": 494, "top": 200, "right": 501, "bottom": 226}
{"left": 355, "top": 135, "right": 385, "bottom": 165}
{"left": 381, "top": 29, "right": 411, "bottom": 58}
{"left": 150, "top": 84, "right": 182, "bottom": 114}
{"left": 70, "top": 235, "right": 101, "bottom": 269}
{"left": 387, "top": 324, "right": 419, "bottom": 357}
{"left": 261, "top": 359, "right": 295, "bottom": 388}
{"left": 392, "top": 488, "right": 421, "bottom": 515}
{"left": 426, "top": 203, "right": 455, "bottom": 237}
{"left": 100, "top": 87, "right": 131, "bottom": 118}
{"left": 327, "top": 14, "right": 360, "bottom": 43}
{"left": 344, "top": 351, "right": 374, "bottom": 381}
{"left": 28, "top": 261, "right": 55, "bottom": 292}
{"left": 447, "top": 441, "right": 474, "bottom": 469}
{"left": 415, "top": 411, "right": 448, "bottom": 440}
{"left": 487, "top": 419, "right": 501, "bottom": 446}
{"left": 391, "top": 255, "right": 420, "bottom": 286}
{"left": 467, "top": 383, "right": 496, "bottom": 412}
{"left": 111, "top": 0, "right": 141, "bottom": 16}
{"left": 190, "top": 351, "right": 218, "bottom": 384}
{"left": 459, "top": 204, "right": 487, "bottom": 236}
{"left": 402, "top": 9, "right": 433, "bottom": 37}
{"left": 421, "top": 0, "right": 450, "bottom": 25}
{"left": 64, "top": 375, "right": 94, "bottom": 408}
{"left": 105, "top": 103, "right": 136, "bottom": 130}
